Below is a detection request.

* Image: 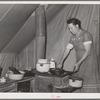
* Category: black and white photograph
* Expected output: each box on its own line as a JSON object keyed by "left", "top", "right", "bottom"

{"left": 0, "top": 0, "right": 99, "bottom": 99}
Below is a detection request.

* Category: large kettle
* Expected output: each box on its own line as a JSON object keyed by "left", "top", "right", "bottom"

{"left": 36, "top": 59, "right": 50, "bottom": 73}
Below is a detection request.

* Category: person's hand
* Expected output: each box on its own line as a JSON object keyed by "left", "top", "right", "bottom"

{"left": 73, "top": 63, "right": 80, "bottom": 72}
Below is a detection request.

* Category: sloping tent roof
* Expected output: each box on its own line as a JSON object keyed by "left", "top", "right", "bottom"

{"left": 0, "top": 4, "right": 100, "bottom": 77}
{"left": 0, "top": 4, "right": 99, "bottom": 55}
{"left": 0, "top": 4, "right": 66, "bottom": 53}
{"left": 0, "top": 4, "right": 39, "bottom": 53}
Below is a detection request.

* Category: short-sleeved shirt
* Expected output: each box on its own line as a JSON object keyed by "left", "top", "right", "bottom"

{"left": 66, "top": 30, "right": 93, "bottom": 61}
{"left": 66, "top": 31, "right": 93, "bottom": 50}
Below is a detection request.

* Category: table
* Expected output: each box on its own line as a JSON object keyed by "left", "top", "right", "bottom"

{"left": 0, "top": 76, "right": 35, "bottom": 92}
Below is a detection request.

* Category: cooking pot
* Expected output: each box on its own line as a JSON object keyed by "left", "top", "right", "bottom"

{"left": 36, "top": 59, "right": 50, "bottom": 73}
{"left": 36, "top": 63, "right": 50, "bottom": 73}
{"left": 69, "top": 77, "right": 83, "bottom": 88}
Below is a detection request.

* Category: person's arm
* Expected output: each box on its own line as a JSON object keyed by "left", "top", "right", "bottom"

{"left": 58, "top": 43, "right": 73, "bottom": 69}
{"left": 74, "top": 41, "right": 92, "bottom": 72}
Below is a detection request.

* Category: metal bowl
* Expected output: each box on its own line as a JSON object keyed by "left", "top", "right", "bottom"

{"left": 8, "top": 71, "right": 25, "bottom": 80}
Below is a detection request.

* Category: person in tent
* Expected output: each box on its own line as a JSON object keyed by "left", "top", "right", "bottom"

{"left": 58, "top": 18, "right": 100, "bottom": 92}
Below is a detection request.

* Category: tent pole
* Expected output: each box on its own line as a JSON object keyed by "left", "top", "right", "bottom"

{"left": 35, "top": 5, "right": 47, "bottom": 66}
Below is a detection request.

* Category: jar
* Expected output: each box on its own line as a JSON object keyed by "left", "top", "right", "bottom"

{"left": 50, "top": 58, "right": 56, "bottom": 68}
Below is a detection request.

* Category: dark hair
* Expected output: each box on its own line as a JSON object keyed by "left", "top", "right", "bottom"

{"left": 67, "top": 18, "right": 81, "bottom": 28}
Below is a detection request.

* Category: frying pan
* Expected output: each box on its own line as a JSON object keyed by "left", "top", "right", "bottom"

{"left": 50, "top": 68, "right": 73, "bottom": 76}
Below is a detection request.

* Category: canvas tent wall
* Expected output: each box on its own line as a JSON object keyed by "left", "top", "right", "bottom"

{"left": 46, "top": 4, "right": 100, "bottom": 71}
{"left": 14, "top": 4, "right": 100, "bottom": 71}
{"left": 0, "top": 4, "right": 99, "bottom": 76}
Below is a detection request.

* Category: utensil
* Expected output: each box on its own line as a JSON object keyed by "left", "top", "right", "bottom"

{"left": 9, "top": 67, "right": 21, "bottom": 74}
{"left": 73, "top": 66, "right": 76, "bottom": 73}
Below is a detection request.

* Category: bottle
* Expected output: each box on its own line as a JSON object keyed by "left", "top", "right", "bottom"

{"left": 50, "top": 58, "right": 56, "bottom": 69}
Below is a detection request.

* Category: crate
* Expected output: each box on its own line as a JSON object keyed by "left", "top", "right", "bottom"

{"left": 54, "top": 75, "right": 69, "bottom": 87}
